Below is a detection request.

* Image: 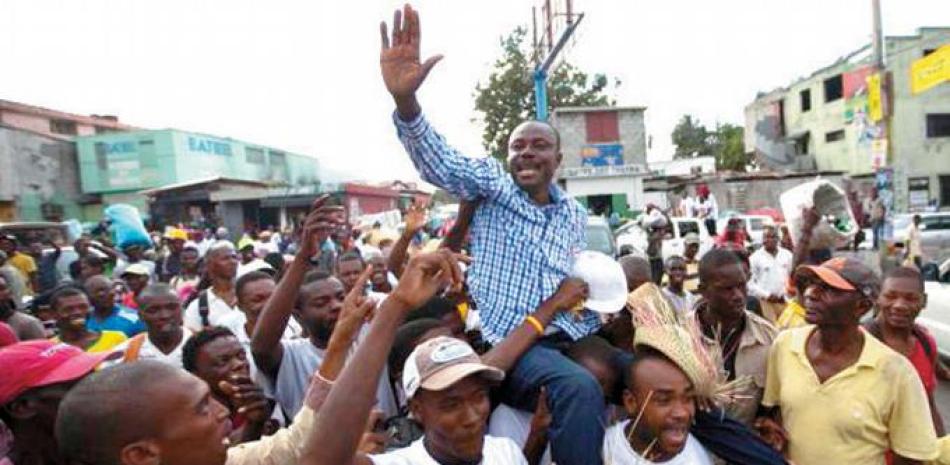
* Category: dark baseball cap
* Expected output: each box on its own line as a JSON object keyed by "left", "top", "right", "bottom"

{"left": 795, "top": 256, "right": 881, "bottom": 300}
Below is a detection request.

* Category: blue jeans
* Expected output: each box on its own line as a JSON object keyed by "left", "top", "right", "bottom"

{"left": 498, "top": 335, "right": 606, "bottom": 465}
{"left": 872, "top": 221, "right": 885, "bottom": 249}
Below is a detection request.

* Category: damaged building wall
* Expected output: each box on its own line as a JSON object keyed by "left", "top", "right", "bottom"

{"left": 0, "top": 126, "right": 84, "bottom": 222}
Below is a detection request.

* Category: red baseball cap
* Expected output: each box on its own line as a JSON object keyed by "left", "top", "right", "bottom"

{"left": 0, "top": 340, "right": 112, "bottom": 406}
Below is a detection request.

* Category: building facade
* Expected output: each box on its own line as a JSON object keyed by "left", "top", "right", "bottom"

{"left": 0, "top": 99, "right": 134, "bottom": 141}
{"left": 0, "top": 127, "right": 87, "bottom": 222}
{"left": 745, "top": 28, "right": 950, "bottom": 212}
{"left": 0, "top": 100, "right": 136, "bottom": 222}
{"left": 76, "top": 129, "right": 321, "bottom": 213}
{"left": 552, "top": 106, "right": 649, "bottom": 216}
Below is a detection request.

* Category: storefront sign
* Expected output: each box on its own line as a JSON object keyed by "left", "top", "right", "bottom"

{"left": 188, "top": 136, "right": 233, "bottom": 156}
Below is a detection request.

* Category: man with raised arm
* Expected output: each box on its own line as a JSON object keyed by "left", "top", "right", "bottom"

{"left": 380, "top": 5, "right": 605, "bottom": 464}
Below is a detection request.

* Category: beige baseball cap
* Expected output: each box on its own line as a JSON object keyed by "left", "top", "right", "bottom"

{"left": 402, "top": 336, "right": 504, "bottom": 400}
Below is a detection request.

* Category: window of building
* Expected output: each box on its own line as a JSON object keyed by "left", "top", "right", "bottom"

{"left": 50, "top": 119, "right": 77, "bottom": 135}
{"left": 138, "top": 139, "right": 154, "bottom": 146}
{"left": 800, "top": 89, "right": 812, "bottom": 112}
{"left": 940, "top": 176, "right": 950, "bottom": 207}
{"left": 823, "top": 75, "right": 843, "bottom": 102}
{"left": 825, "top": 129, "right": 845, "bottom": 143}
{"left": 269, "top": 150, "right": 287, "bottom": 165}
{"left": 95, "top": 126, "right": 118, "bottom": 134}
{"left": 926, "top": 114, "right": 950, "bottom": 138}
{"left": 584, "top": 111, "right": 620, "bottom": 143}
{"left": 246, "top": 147, "right": 265, "bottom": 164}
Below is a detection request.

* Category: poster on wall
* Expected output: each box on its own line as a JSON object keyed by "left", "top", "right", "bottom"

{"left": 580, "top": 143, "right": 624, "bottom": 167}
{"left": 908, "top": 177, "right": 931, "bottom": 212}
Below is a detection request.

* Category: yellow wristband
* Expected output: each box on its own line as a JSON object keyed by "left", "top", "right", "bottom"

{"left": 525, "top": 315, "right": 545, "bottom": 336}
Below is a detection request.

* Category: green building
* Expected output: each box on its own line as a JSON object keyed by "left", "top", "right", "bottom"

{"left": 76, "top": 129, "right": 320, "bottom": 214}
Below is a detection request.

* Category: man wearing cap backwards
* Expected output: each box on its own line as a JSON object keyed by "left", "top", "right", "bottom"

{"left": 757, "top": 257, "right": 938, "bottom": 465}
{"left": 691, "top": 249, "right": 776, "bottom": 427}
{"left": 49, "top": 287, "right": 127, "bottom": 353}
{"left": 112, "top": 243, "right": 157, "bottom": 282}
{"left": 119, "top": 263, "right": 151, "bottom": 310}
{"left": 380, "top": 6, "right": 606, "bottom": 464}
{"left": 681, "top": 233, "right": 701, "bottom": 293}
{"left": 0, "top": 340, "right": 112, "bottom": 465}
{"left": 84, "top": 274, "right": 145, "bottom": 337}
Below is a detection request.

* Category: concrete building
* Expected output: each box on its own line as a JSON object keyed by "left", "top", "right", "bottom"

{"left": 745, "top": 28, "right": 950, "bottom": 212}
{"left": 0, "top": 127, "right": 86, "bottom": 222}
{"left": 0, "top": 100, "right": 136, "bottom": 222}
{"left": 552, "top": 106, "right": 650, "bottom": 216}
{"left": 0, "top": 99, "right": 135, "bottom": 141}
{"left": 75, "top": 129, "right": 321, "bottom": 215}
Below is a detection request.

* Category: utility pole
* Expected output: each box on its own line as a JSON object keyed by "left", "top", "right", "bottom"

{"left": 533, "top": 10, "right": 584, "bottom": 120}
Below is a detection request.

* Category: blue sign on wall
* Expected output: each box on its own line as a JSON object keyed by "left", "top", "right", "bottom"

{"left": 188, "top": 136, "right": 233, "bottom": 156}
{"left": 580, "top": 143, "right": 624, "bottom": 167}
{"left": 101, "top": 141, "right": 136, "bottom": 154}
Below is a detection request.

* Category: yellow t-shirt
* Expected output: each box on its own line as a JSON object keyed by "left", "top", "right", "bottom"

{"left": 8, "top": 252, "right": 37, "bottom": 277}
{"left": 763, "top": 325, "right": 938, "bottom": 465}
{"left": 53, "top": 330, "right": 128, "bottom": 353}
{"left": 776, "top": 299, "right": 807, "bottom": 330}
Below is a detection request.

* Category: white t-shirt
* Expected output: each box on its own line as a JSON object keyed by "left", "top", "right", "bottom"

{"left": 274, "top": 329, "right": 398, "bottom": 419}
{"left": 112, "top": 328, "right": 194, "bottom": 368}
{"left": 369, "top": 436, "right": 527, "bottom": 465}
{"left": 747, "top": 247, "right": 794, "bottom": 300}
{"left": 183, "top": 289, "right": 239, "bottom": 332}
{"left": 487, "top": 404, "right": 551, "bottom": 465}
{"left": 602, "top": 420, "right": 713, "bottom": 465}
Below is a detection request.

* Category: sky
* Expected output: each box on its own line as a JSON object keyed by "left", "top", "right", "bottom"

{"left": 1, "top": 0, "right": 947, "bottom": 185}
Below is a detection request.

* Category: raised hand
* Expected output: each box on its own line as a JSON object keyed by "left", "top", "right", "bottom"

{"left": 336, "top": 266, "right": 377, "bottom": 336}
{"left": 380, "top": 4, "right": 442, "bottom": 119}
{"left": 300, "top": 194, "right": 346, "bottom": 258}
{"left": 404, "top": 202, "right": 428, "bottom": 235}
{"left": 389, "top": 249, "right": 469, "bottom": 310}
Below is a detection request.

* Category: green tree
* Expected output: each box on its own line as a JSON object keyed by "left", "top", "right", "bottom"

{"left": 473, "top": 27, "right": 619, "bottom": 162}
{"left": 672, "top": 114, "right": 752, "bottom": 172}
{"left": 712, "top": 123, "right": 750, "bottom": 172}
{"left": 671, "top": 115, "right": 712, "bottom": 159}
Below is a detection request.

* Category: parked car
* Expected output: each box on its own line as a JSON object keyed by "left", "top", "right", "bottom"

{"left": 917, "top": 279, "right": 950, "bottom": 359}
{"left": 615, "top": 216, "right": 713, "bottom": 260}
{"left": 586, "top": 216, "right": 618, "bottom": 258}
{"left": 892, "top": 212, "right": 950, "bottom": 264}
{"left": 717, "top": 215, "right": 776, "bottom": 246}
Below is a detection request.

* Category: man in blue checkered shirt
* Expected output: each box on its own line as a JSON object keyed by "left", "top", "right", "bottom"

{"left": 380, "top": 6, "right": 606, "bottom": 464}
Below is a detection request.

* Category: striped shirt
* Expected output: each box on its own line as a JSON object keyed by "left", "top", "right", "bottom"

{"left": 395, "top": 112, "right": 598, "bottom": 343}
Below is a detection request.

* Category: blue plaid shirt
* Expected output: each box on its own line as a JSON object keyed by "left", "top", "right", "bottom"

{"left": 395, "top": 112, "right": 600, "bottom": 344}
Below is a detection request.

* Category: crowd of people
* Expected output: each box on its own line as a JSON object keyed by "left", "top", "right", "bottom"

{"left": 0, "top": 5, "right": 946, "bottom": 465}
